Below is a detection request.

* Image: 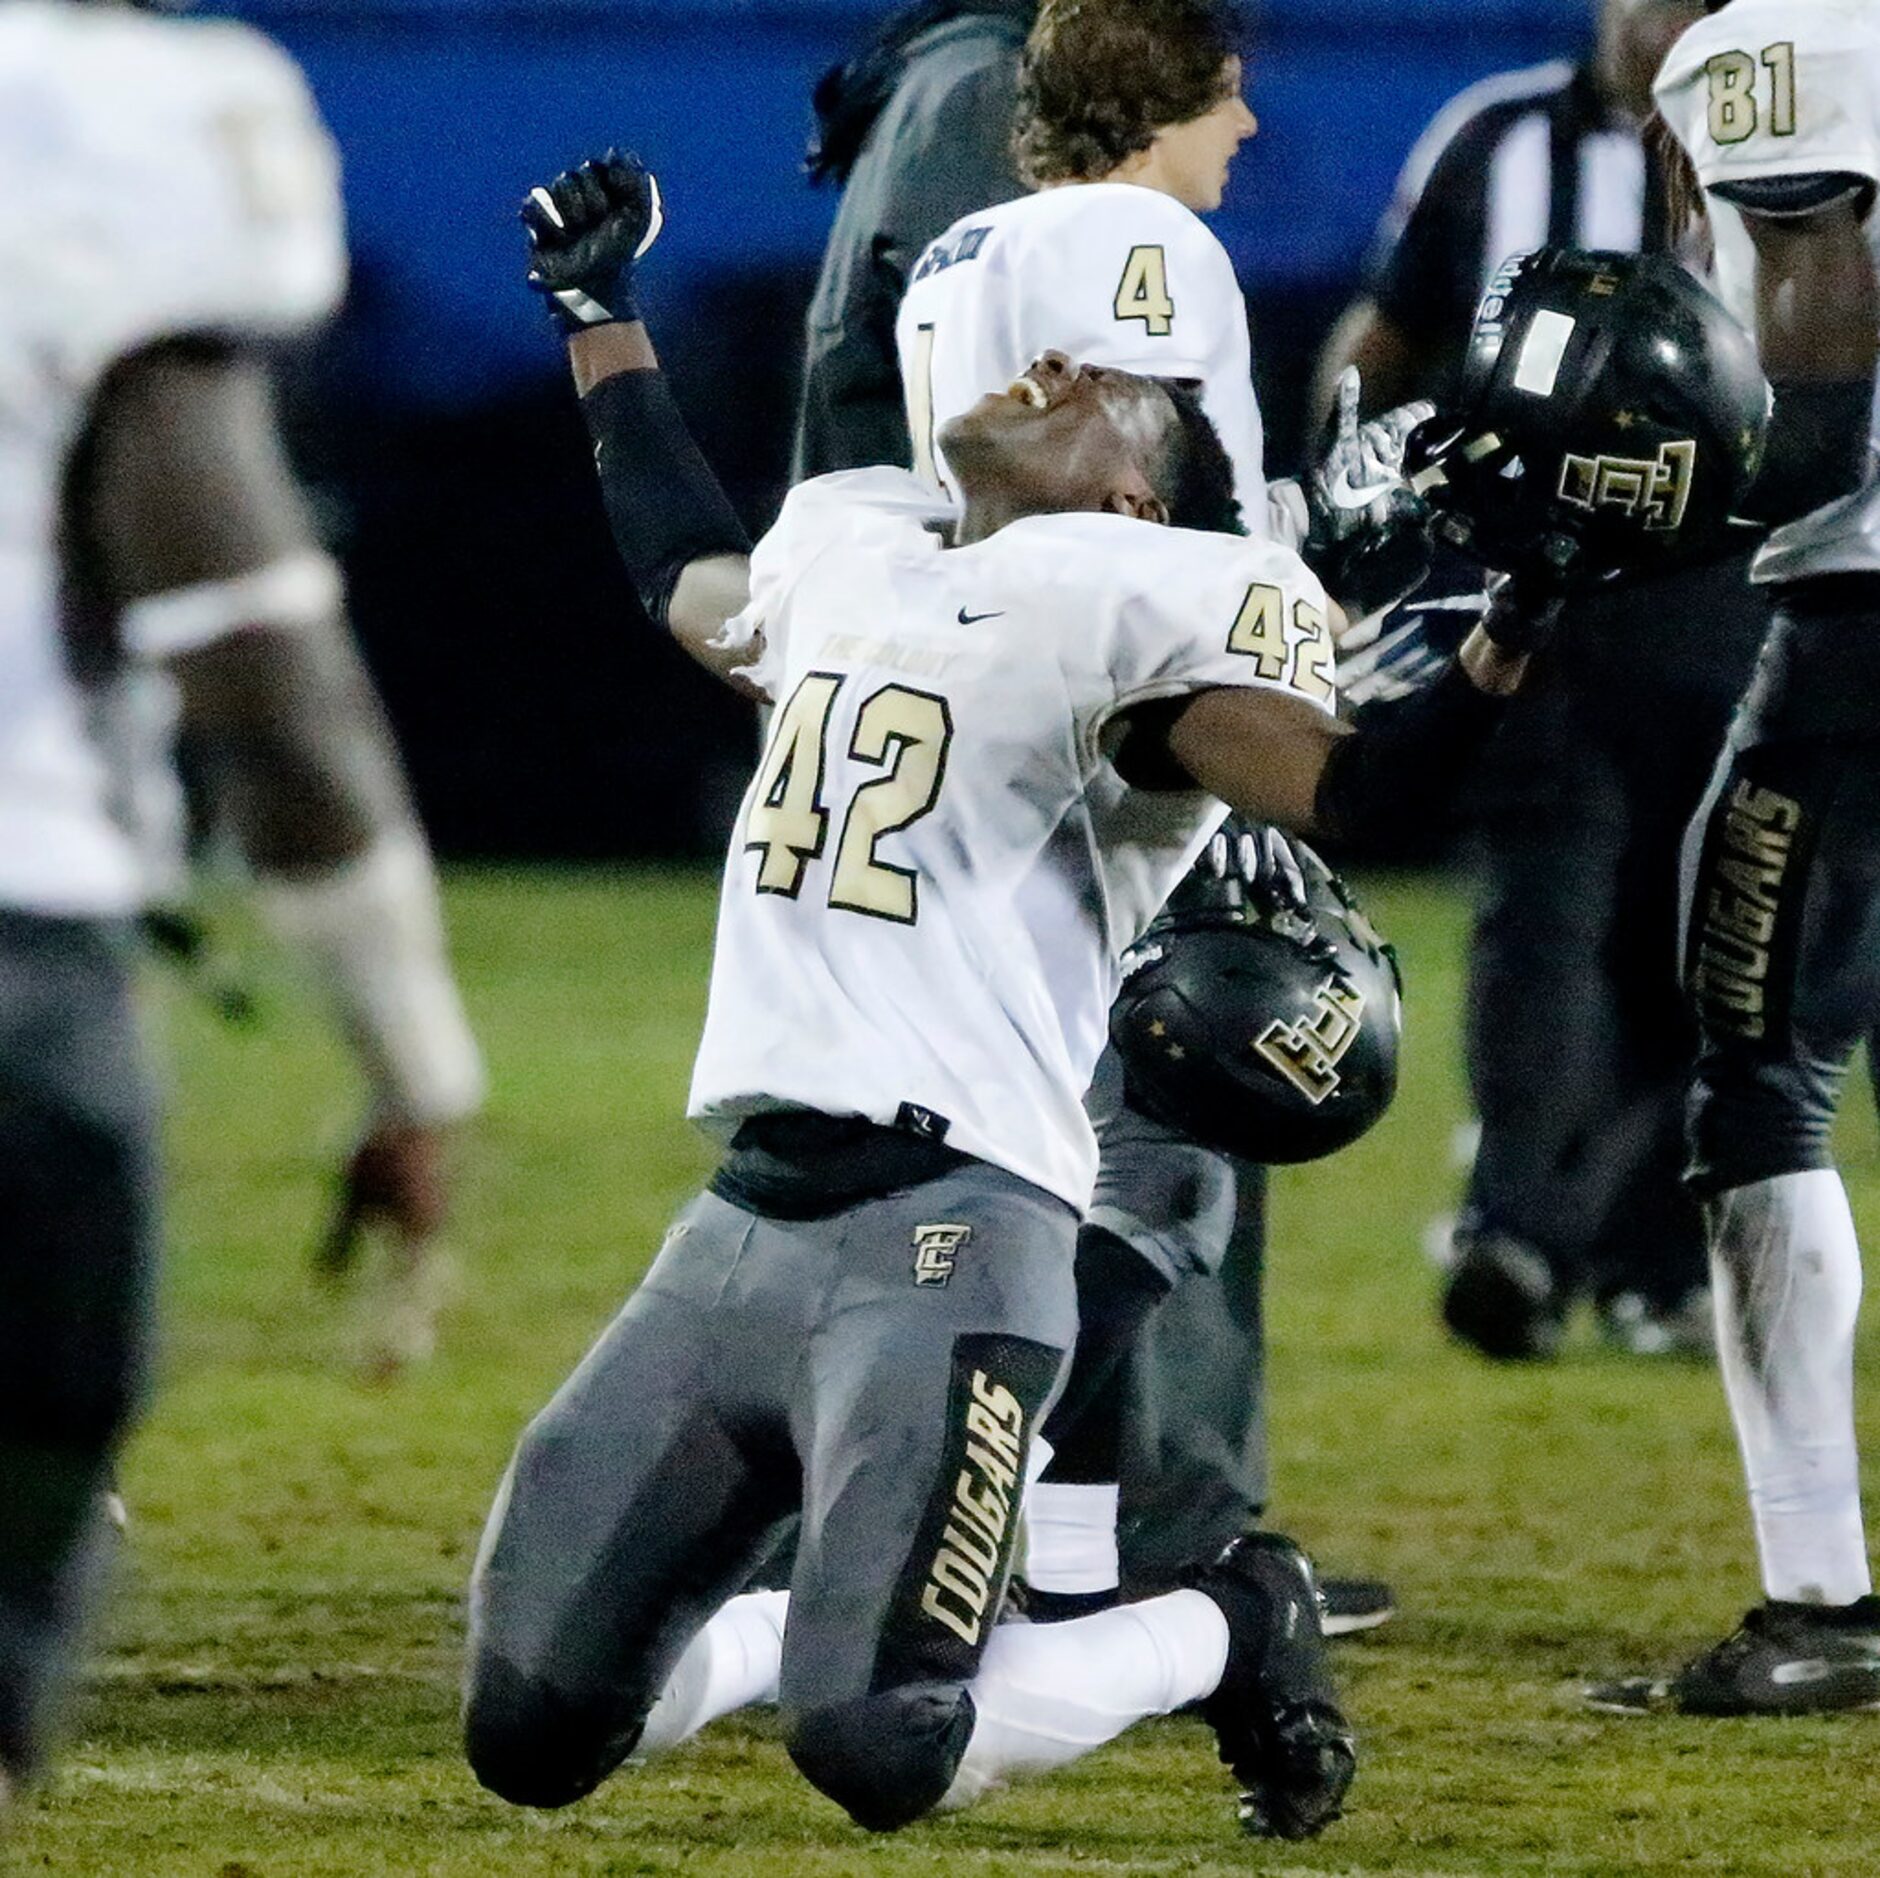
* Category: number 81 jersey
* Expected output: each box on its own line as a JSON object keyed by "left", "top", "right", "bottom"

{"left": 687, "top": 468, "right": 1335, "bottom": 1212}
{"left": 1655, "top": 0, "right": 1880, "bottom": 443}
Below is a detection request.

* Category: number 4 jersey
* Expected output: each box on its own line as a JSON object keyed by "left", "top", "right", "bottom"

{"left": 687, "top": 468, "right": 1335, "bottom": 1211}
{"left": 895, "top": 183, "right": 1268, "bottom": 532}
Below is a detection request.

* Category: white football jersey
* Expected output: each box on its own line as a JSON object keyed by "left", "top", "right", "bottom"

{"left": 1655, "top": 0, "right": 1880, "bottom": 454}
{"left": 895, "top": 183, "right": 1269, "bottom": 534}
{"left": 0, "top": 2, "right": 345, "bottom": 916}
{"left": 688, "top": 469, "right": 1336, "bottom": 1210}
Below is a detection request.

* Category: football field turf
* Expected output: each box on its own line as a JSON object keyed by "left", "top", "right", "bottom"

{"left": 16, "top": 868, "right": 1880, "bottom": 1876}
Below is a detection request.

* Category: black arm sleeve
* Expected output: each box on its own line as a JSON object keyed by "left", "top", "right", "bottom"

{"left": 1315, "top": 660, "right": 1506, "bottom": 852}
{"left": 1741, "top": 377, "right": 1877, "bottom": 527}
{"left": 579, "top": 368, "right": 752, "bottom": 631}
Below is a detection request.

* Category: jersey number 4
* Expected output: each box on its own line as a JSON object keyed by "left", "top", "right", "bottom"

{"left": 1114, "top": 246, "right": 1175, "bottom": 336}
{"left": 745, "top": 674, "right": 953, "bottom": 925}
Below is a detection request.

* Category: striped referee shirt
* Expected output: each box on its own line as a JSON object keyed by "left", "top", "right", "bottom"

{"left": 1368, "top": 61, "right": 1670, "bottom": 396}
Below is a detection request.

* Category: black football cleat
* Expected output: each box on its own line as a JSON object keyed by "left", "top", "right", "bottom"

{"left": 1586, "top": 1597, "right": 1880, "bottom": 1715}
{"left": 1194, "top": 1533, "right": 1356, "bottom": 1838}
{"left": 1320, "top": 1576, "right": 1395, "bottom": 1637}
{"left": 1441, "top": 1230, "right": 1566, "bottom": 1360}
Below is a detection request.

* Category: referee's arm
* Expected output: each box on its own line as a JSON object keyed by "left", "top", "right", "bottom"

{"left": 1312, "top": 132, "right": 1482, "bottom": 427}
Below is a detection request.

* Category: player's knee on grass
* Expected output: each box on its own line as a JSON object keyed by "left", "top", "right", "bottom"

{"left": 463, "top": 1652, "right": 648, "bottom": 1809}
{"left": 785, "top": 1685, "right": 975, "bottom": 1832}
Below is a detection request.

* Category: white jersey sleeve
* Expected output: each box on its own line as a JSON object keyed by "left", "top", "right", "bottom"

{"left": 2, "top": 5, "right": 347, "bottom": 399}
{"left": 1048, "top": 513, "right": 1338, "bottom": 764}
{"left": 895, "top": 183, "right": 1268, "bottom": 533}
{"left": 1655, "top": 1, "right": 1880, "bottom": 336}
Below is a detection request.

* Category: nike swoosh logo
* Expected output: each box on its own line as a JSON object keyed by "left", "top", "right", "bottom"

{"left": 957, "top": 607, "right": 1004, "bottom": 625}
{"left": 1771, "top": 1658, "right": 1838, "bottom": 1686}
{"left": 1326, "top": 467, "right": 1399, "bottom": 510}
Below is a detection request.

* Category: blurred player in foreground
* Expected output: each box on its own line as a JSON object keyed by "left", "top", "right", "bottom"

{"left": 1588, "top": 0, "right": 1880, "bottom": 1713}
{"left": 0, "top": 0, "right": 481, "bottom": 1797}
{"left": 464, "top": 152, "right": 1543, "bottom": 1841}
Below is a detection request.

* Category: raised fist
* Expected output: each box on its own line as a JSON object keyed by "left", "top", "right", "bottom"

{"left": 522, "top": 150, "right": 664, "bottom": 331}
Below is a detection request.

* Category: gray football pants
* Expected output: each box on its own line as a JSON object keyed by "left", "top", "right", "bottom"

{"left": 0, "top": 911, "right": 157, "bottom": 1780}
{"left": 464, "top": 1163, "right": 1076, "bottom": 1831}
{"left": 1083, "top": 1046, "right": 1267, "bottom": 1589}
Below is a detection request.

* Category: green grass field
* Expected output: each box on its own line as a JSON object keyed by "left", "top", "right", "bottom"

{"left": 14, "top": 868, "right": 1880, "bottom": 1877}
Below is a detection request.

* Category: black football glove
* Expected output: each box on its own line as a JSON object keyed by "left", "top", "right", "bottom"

{"left": 521, "top": 150, "right": 664, "bottom": 332}
{"left": 1300, "top": 367, "right": 1437, "bottom": 619}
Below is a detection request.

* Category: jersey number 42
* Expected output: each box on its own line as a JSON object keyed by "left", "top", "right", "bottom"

{"left": 744, "top": 674, "right": 953, "bottom": 925}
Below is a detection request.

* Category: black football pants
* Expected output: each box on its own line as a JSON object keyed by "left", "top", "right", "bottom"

{"left": 0, "top": 911, "right": 157, "bottom": 1780}
{"left": 1683, "top": 586, "right": 1880, "bottom": 1193}
{"left": 1463, "top": 555, "right": 1769, "bottom": 1304}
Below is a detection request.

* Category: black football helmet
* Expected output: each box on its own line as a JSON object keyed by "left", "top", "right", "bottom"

{"left": 1404, "top": 247, "right": 1770, "bottom": 588}
{"left": 1110, "top": 828, "right": 1402, "bottom": 1166}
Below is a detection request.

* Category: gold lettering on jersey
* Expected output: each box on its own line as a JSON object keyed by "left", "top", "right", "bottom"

{"left": 912, "top": 1222, "right": 972, "bottom": 1287}
{"left": 819, "top": 635, "right": 956, "bottom": 680}
{"left": 1254, "top": 977, "right": 1366, "bottom": 1104}
{"left": 920, "top": 1371, "right": 1025, "bottom": 1646}
{"left": 1691, "top": 780, "right": 1801, "bottom": 1041}
{"left": 1557, "top": 439, "right": 1696, "bottom": 533}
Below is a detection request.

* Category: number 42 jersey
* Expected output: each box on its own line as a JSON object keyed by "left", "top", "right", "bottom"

{"left": 687, "top": 469, "right": 1335, "bottom": 1212}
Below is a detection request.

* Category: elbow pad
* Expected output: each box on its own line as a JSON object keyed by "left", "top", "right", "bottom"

{"left": 580, "top": 370, "right": 752, "bottom": 630}
{"left": 1741, "top": 378, "right": 1876, "bottom": 528}
{"left": 1315, "top": 660, "right": 1505, "bottom": 853}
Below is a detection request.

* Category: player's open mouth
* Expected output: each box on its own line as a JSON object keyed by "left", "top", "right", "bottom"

{"left": 1006, "top": 372, "right": 1050, "bottom": 410}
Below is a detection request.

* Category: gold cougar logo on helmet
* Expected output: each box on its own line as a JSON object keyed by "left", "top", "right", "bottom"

{"left": 1254, "top": 977, "right": 1366, "bottom": 1105}
{"left": 1557, "top": 438, "right": 1696, "bottom": 532}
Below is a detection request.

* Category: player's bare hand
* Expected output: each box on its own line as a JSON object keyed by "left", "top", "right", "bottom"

{"left": 318, "top": 1117, "right": 452, "bottom": 1279}
{"left": 522, "top": 150, "right": 663, "bottom": 330}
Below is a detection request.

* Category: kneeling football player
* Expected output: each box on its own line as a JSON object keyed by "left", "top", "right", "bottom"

{"left": 463, "top": 152, "right": 1542, "bottom": 1837}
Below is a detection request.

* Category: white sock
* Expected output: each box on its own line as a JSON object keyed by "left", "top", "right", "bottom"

{"left": 1709, "top": 1170, "right": 1871, "bottom": 1606}
{"left": 1024, "top": 1481, "right": 1120, "bottom": 1594}
{"left": 633, "top": 1589, "right": 789, "bottom": 1759}
{"left": 940, "top": 1588, "right": 1228, "bottom": 1810}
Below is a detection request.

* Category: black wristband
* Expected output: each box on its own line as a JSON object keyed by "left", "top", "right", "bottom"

{"left": 580, "top": 369, "right": 752, "bottom": 630}
{"left": 1316, "top": 659, "right": 1505, "bottom": 852}
{"left": 1742, "top": 378, "right": 1876, "bottom": 528}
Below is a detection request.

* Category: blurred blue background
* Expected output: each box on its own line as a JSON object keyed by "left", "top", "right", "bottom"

{"left": 213, "top": 0, "right": 1597, "bottom": 856}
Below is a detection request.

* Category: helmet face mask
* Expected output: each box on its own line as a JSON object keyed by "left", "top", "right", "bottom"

{"left": 1110, "top": 842, "right": 1402, "bottom": 1165}
{"left": 1405, "top": 247, "right": 1772, "bottom": 588}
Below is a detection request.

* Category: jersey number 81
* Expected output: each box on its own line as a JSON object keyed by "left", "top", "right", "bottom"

{"left": 744, "top": 675, "right": 953, "bottom": 925}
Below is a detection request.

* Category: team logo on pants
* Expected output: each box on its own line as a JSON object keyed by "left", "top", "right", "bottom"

{"left": 875, "top": 1333, "right": 1063, "bottom": 1689}
{"left": 912, "top": 1223, "right": 972, "bottom": 1287}
{"left": 1690, "top": 777, "right": 1803, "bottom": 1042}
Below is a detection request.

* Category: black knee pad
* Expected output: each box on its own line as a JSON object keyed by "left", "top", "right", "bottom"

{"left": 462, "top": 1653, "right": 644, "bottom": 1809}
{"left": 785, "top": 1684, "right": 975, "bottom": 1832}
{"left": 1686, "top": 1047, "right": 1840, "bottom": 1195}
